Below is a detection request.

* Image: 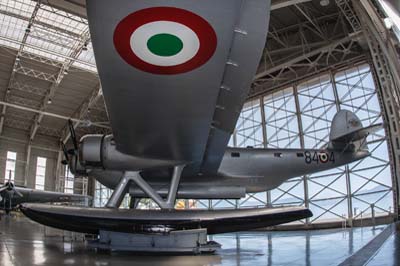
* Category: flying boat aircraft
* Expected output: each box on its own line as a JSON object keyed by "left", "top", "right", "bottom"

{"left": 21, "top": 0, "right": 381, "bottom": 251}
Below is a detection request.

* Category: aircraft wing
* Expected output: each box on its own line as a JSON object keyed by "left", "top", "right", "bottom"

{"left": 11, "top": 187, "right": 91, "bottom": 205}
{"left": 87, "top": 0, "right": 270, "bottom": 174}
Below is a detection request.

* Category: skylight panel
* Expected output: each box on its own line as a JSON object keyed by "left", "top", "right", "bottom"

{"left": 0, "top": 1, "right": 96, "bottom": 73}
{"left": 0, "top": 0, "right": 35, "bottom": 18}
{"left": 72, "top": 61, "right": 97, "bottom": 73}
{"left": 0, "top": 13, "right": 28, "bottom": 43}
{"left": 36, "top": 4, "right": 87, "bottom": 36}
{"left": 77, "top": 41, "right": 95, "bottom": 64}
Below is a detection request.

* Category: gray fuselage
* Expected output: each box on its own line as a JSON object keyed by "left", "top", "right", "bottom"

{"left": 92, "top": 147, "right": 369, "bottom": 199}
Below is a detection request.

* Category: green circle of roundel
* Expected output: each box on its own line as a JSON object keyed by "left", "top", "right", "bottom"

{"left": 147, "top": 33, "right": 184, "bottom": 57}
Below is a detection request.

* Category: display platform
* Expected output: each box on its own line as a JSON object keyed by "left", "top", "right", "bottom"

{"left": 89, "top": 229, "right": 221, "bottom": 254}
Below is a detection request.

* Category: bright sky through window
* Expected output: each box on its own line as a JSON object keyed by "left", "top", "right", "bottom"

{"left": 35, "top": 157, "right": 46, "bottom": 190}
{"left": 4, "top": 151, "right": 16, "bottom": 182}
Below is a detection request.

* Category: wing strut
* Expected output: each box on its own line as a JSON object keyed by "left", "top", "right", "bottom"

{"left": 106, "top": 165, "right": 185, "bottom": 210}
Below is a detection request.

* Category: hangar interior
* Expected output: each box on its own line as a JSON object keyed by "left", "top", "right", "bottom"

{"left": 0, "top": 0, "right": 400, "bottom": 265}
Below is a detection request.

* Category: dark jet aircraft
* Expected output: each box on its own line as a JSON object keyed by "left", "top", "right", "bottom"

{"left": 21, "top": 0, "right": 381, "bottom": 237}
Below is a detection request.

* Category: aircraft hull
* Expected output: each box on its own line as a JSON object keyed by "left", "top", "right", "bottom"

{"left": 20, "top": 204, "right": 312, "bottom": 234}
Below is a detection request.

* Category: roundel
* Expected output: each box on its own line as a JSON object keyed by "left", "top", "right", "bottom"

{"left": 113, "top": 7, "right": 217, "bottom": 75}
{"left": 319, "top": 152, "right": 329, "bottom": 163}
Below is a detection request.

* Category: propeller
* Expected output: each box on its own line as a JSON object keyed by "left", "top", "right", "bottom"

{"left": 61, "top": 140, "right": 69, "bottom": 165}
{"left": 61, "top": 119, "right": 79, "bottom": 165}
{"left": 0, "top": 185, "right": 7, "bottom": 193}
{"left": 60, "top": 119, "right": 87, "bottom": 176}
{"left": 68, "top": 119, "right": 78, "bottom": 151}
{"left": 0, "top": 171, "right": 23, "bottom": 197}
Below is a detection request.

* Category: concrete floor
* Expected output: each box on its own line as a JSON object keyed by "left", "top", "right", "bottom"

{"left": 0, "top": 214, "right": 388, "bottom": 266}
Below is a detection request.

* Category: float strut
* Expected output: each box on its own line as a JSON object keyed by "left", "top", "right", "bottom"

{"left": 105, "top": 165, "right": 185, "bottom": 210}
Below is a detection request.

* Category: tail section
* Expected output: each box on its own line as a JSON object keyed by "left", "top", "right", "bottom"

{"left": 328, "top": 110, "right": 382, "bottom": 152}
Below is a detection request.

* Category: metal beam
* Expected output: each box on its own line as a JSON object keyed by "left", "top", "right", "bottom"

{"left": 260, "top": 11, "right": 350, "bottom": 77}
{"left": 0, "top": 99, "right": 109, "bottom": 129}
{"left": 37, "top": 0, "right": 313, "bottom": 20}
{"left": 0, "top": 1, "right": 41, "bottom": 135}
{"left": 61, "top": 83, "right": 103, "bottom": 143}
{"left": 271, "top": 0, "right": 312, "bottom": 10}
{"left": 353, "top": 0, "right": 400, "bottom": 215}
{"left": 0, "top": 8, "right": 82, "bottom": 40}
{"left": 34, "top": 0, "right": 87, "bottom": 18}
{"left": 29, "top": 28, "right": 91, "bottom": 141}
{"left": 335, "top": 0, "right": 362, "bottom": 32}
{"left": 254, "top": 33, "right": 361, "bottom": 80}
{"left": 14, "top": 63, "right": 57, "bottom": 82}
{"left": 0, "top": 135, "right": 59, "bottom": 152}
{"left": 0, "top": 37, "right": 96, "bottom": 70}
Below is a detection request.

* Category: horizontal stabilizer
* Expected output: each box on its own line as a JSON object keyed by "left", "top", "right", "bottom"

{"left": 20, "top": 203, "right": 312, "bottom": 234}
{"left": 331, "top": 123, "right": 383, "bottom": 143}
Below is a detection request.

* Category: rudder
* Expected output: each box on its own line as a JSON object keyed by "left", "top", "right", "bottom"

{"left": 328, "top": 110, "right": 382, "bottom": 151}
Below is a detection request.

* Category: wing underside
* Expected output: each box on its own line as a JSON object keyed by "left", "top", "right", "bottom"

{"left": 87, "top": 0, "right": 270, "bottom": 174}
{"left": 12, "top": 187, "right": 90, "bottom": 205}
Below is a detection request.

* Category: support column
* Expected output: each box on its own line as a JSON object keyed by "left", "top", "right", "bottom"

{"left": 293, "top": 85, "right": 310, "bottom": 224}
{"left": 23, "top": 143, "right": 31, "bottom": 187}
{"left": 260, "top": 96, "right": 272, "bottom": 207}
{"left": 354, "top": 0, "right": 400, "bottom": 216}
{"left": 331, "top": 71, "right": 353, "bottom": 227}
{"left": 106, "top": 174, "right": 131, "bottom": 208}
{"left": 129, "top": 196, "right": 141, "bottom": 209}
{"left": 166, "top": 165, "right": 184, "bottom": 206}
{"left": 54, "top": 150, "right": 63, "bottom": 192}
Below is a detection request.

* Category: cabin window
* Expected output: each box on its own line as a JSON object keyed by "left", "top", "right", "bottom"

{"left": 231, "top": 152, "right": 240, "bottom": 158}
{"left": 274, "top": 153, "right": 283, "bottom": 158}
{"left": 297, "top": 153, "right": 304, "bottom": 157}
{"left": 35, "top": 157, "right": 47, "bottom": 190}
{"left": 4, "top": 151, "right": 16, "bottom": 182}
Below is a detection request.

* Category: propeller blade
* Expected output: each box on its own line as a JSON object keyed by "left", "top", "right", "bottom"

{"left": 0, "top": 186, "right": 7, "bottom": 193}
{"left": 60, "top": 140, "right": 69, "bottom": 161}
{"left": 14, "top": 189, "right": 23, "bottom": 198}
{"left": 68, "top": 119, "right": 78, "bottom": 150}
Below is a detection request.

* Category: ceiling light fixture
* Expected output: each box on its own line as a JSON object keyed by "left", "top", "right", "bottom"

{"left": 320, "top": 0, "right": 330, "bottom": 6}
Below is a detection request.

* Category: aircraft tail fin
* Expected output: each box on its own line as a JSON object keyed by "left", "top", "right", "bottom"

{"left": 327, "top": 110, "right": 382, "bottom": 152}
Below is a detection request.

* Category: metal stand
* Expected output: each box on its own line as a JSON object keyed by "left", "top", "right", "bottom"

{"left": 89, "top": 229, "right": 221, "bottom": 254}
{"left": 98, "top": 165, "right": 222, "bottom": 254}
{"left": 106, "top": 165, "right": 184, "bottom": 209}
{"left": 129, "top": 196, "right": 140, "bottom": 209}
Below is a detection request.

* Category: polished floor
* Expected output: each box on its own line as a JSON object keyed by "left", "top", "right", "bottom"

{"left": 0, "top": 214, "right": 389, "bottom": 266}
{"left": 365, "top": 223, "right": 400, "bottom": 266}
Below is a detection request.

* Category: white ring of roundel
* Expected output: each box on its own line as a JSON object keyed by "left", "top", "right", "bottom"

{"left": 130, "top": 21, "right": 200, "bottom": 66}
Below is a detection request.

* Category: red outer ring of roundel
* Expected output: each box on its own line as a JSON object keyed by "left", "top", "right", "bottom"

{"left": 113, "top": 7, "right": 217, "bottom": 75}
{"left": 319, "top": 152, "right": 329, "bottom": 163}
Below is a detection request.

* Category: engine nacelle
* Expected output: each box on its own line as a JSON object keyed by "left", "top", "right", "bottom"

{"left": 79, "top": 135, "right": 180, "bottom": 171}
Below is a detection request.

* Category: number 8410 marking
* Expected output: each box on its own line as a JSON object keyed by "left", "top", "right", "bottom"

{"left": 304, "top": 151, "right": 335, "bottom": 164}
